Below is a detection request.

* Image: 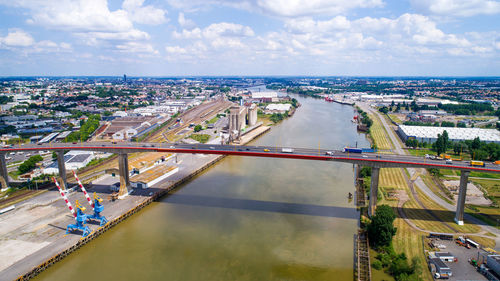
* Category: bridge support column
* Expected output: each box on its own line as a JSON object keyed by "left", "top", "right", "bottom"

{"left": 56, "top": 150, "right": 67, "bottom": 190}
{"left": 455, "top": 170, "right": 470, "bottom": 226}
{"left": 368, "top": 167, "right": 380, "bottom": 217}
{"left": 118, "top": 153, "right": 130, "bottom": 198}
{"left": 0, "top": 153, "right": 9, "bottom": 190}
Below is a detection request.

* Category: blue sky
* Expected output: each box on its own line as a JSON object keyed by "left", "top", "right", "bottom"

{"left": 0, "top": 0, "right": 499, "bottom": 76}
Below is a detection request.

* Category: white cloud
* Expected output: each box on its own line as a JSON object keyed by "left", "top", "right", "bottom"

{"left": 411, "top": 0, "right": 500, "bottom": 17}
{"left": 26, "top": 0, "right": 133, "bottom": 32}
{"left": 203, "top": 22, "right": 254, "bottom": 38}
{"left": 285, "top": 16, "right": 351, "bottom": 34}
{"left": 178, "top": 12, "right": 196, "bottom": 29}
{"left": 173, "top": 22, "right": 254, "bottom": 43}
{"left": 0, "top": 29, "right": 34, "bottom": 47}
{"left": 165, "top": 45, "right": 187, "bottom": 54}
{"left": 116, "top": 41, "right": 159, "bottom": 54}
{"left": 0, "top": 0, "right": 156, "bottom": 47}
{"left": 0, "top": 29, "right": 72, "bottom": 53}
{"left": 122, "top": 0, "right": 167, "bottom": 25}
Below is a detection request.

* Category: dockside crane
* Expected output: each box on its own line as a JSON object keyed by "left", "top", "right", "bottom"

{"left": 53, "top": 177, "right": 91, "bottom": 237}
{"left": 73, "top": 171, "right": 108, "bottom": 226}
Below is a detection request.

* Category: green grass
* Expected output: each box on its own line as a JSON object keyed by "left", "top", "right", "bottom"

{"left": 189, "top": 134, "right": 211, "bottom": 144}
{"left": 8, "top": 170, "right": 20, "bottom": 180}
{"left": 469, "top": 172, "right": 500, "bottom": 179}
{"left": 470, "top": 179, "right": 500, "bottom": 201}
{"left": 206, "top": 116, "right": 219, "bottom": 124}
{"left": 407, "top": 149, "right": 434, "bottom": 157}
{"left": 388, "top": 114, "right": 402, "bottom": 124}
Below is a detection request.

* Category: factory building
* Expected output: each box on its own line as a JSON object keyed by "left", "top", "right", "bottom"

{"left": 229, "top": 105, "right": 247, "bottom": 134}
{"left": 397, "top": 125, "right": 500, "bottom": 144}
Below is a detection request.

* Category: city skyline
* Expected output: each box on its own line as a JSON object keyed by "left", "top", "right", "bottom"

{"left": 0, "top": 0, "right": 499, "bottom": 76}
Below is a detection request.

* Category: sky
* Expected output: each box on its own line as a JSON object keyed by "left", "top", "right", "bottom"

{"left": 0, "top": 0, "right": 499, "bottom": 76}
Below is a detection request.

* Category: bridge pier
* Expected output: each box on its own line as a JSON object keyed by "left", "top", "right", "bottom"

{"left": 118, "top": 153, "right": 130, "bottom": 198}
{"left": 0, "top": 153, "right": 9, "bottom": 190}
{"left": 368, "top": 167, "right": 380, "bottom": 217}
{"left": 56, "top": 151, "right": 67, "bottom": 190}
{"left": 455, "top": 170, "right": 470, "bottom": 226}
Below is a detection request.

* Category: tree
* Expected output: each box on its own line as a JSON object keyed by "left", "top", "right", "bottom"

{"left": 367, "top": 205, "right": 397, "bottom": 248}
{"left": 18, "top": 155, "right": 43, "bottom": 174}
{"left": 379, "top": 106, "right": 389, "bottom": 114}
{"left": 193, "top": 125, "right": 203, "bottom": 132}
{"left": 432, "top": 133, "right": 445, "bottom": 156}
{"left": 442, "top": 130, "right": 449, "bottom": 151}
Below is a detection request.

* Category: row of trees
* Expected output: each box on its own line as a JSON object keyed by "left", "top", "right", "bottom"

{"left": 403, "top": 121, "right": 463, "bottom": 127}
{"left": 357, "top": 107, "right": 373, "bottom": 128}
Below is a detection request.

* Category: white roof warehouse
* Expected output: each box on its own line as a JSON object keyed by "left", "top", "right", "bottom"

{"left": 397, "top": 125, "right": 500, "bottom": 144}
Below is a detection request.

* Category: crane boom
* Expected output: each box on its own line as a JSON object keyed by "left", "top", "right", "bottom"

{"left": 53, "top": 177, "right": 76, "bottom": 218}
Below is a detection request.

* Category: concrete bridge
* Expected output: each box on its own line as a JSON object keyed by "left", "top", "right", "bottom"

{"left": 2, "top": 141, "right": 500, "bottom": 225}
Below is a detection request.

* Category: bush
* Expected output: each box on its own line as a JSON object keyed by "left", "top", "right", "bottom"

{"left": 372, "top": 260, "right": 382, "bottom": 270}
{"left": 193, "top": 125, "right": 203, "bottom": 132}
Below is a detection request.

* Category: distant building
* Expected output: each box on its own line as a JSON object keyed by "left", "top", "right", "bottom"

{"left": 397, "top": 125, "right": 500, "bottom": 143}
{"left": 123, "top": 74, "right": 127, "bottom": 83}
{"left": 251, "top": 91, "right": 277, "bottom": 99}
{"left": 265, "top": 103, "right": 292, "bottom": 114}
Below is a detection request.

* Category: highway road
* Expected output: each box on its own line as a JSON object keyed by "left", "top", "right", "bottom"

{"left": 2, "top": 142, "right": 500, "bottom": 174}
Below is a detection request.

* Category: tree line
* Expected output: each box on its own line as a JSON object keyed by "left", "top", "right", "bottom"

{"left": 65, "top": 114, "right": 101, "bottom": 142}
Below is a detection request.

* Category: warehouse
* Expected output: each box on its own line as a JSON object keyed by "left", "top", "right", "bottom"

{"left": 397, "top": 125, "right": 500, "bottom": 144}
{"left": 130, "top": 165, "right": 178, "bottom": 189}
{"left": 43, "top": 151, "right": 95, "bottom": 174}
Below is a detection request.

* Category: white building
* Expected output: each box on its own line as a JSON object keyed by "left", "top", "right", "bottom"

{"left": 397, "top": 125, "right": 500, "bottom": 143}
{"left": 251, "top": 91, "right": 278, "bottom": 99}
{"left": 265, "top": 103, "right": 292, "bottom": 113}
{"left": 44, "top": 150, "right": 95, "bottom": 174}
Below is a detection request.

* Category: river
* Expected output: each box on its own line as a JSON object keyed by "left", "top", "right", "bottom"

{"left": 35, "top": 95, "right": 370, "bottom": 281}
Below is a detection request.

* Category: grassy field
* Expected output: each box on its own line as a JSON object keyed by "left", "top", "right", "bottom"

{"left": 206, "top": 115, "right": 219, "bottom": 124}
{"left": 369, "top": 114, "right": 393, "bottom": 150}
{"left": 407, "top": 148, "right": 434, "bottom": 157}
{"left": 189, "top": 134, "right": 211, "bottom": 143}
{"left": 388, "top": 114, "right": 402, "bottom": 124}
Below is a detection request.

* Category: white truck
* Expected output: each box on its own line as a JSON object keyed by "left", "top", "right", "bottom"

{"left": 281, "top": 148, "right": 294, "bottom": 153}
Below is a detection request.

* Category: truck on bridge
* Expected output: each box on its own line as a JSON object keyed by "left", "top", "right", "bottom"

{"left": 343, "top": 147, "right": 377, "bottom": 153}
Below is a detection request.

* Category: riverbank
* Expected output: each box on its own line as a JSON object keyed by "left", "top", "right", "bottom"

{"left": 1, "top": 126, "right": 271, "bottom": 281}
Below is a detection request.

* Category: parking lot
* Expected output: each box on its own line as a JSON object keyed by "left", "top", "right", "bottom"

{"left": 429, "top": 238, "right": 487, "bottom": 280}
